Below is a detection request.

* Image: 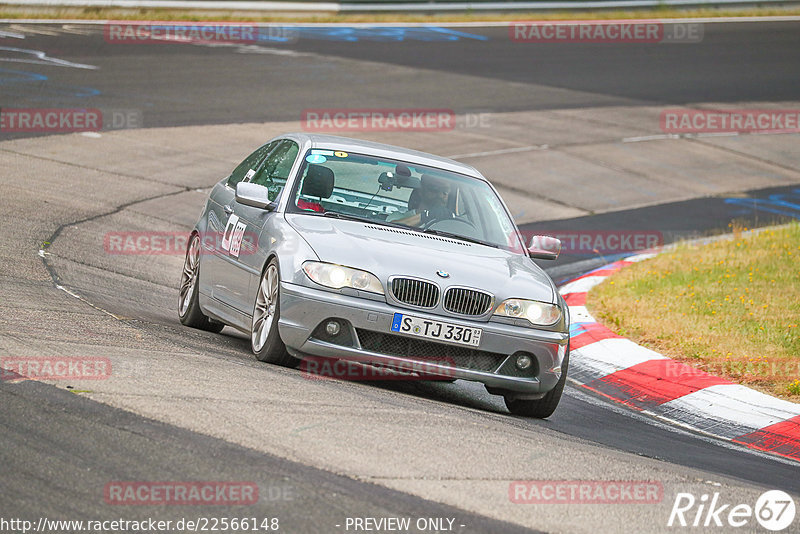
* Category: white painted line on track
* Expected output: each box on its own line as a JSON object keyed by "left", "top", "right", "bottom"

{"left": 663, "top": 384, "right": 800, "bottom": 427}
{"left": 573, "top": 338, "right": 669, "bottom": 374}
{"left": 622, "top": 134, "right": 680, "bottom": 143}
{"left": 559, "top": 276, "right": 606, "bottom": 295}
{"left": 0, "top": 46, "right": 98, "bottom": 69}
{"left": 0, "top": 30, "right": 26, "bottom": 38}
{"left": 39, "top": 253, "right": 128, "bottom": 320}
{"left": 693, "top": 131, "right": 742, "bottom": 138}
{"left": 447, "top": 144, "right": 548, "bottom": 159}
{"left": 566, "top": 305, "right": 594, "bottom": 323}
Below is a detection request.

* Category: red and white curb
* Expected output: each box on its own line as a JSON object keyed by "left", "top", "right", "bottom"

{"left": 560, "top": 252, "right": 800, "bottom": 462}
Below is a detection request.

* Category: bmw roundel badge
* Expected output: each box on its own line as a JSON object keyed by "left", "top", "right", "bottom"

{"left": 436, "top": 270, "right": 450, "bottom": 278}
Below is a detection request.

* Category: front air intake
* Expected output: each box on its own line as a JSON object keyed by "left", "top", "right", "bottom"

{"left": 390, "top": 277, "right": 439, "bottom": 309}
{"left": 443, "top": 287, "right": 493, "bottom": 316}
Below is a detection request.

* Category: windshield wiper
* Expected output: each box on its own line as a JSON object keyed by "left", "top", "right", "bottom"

{"left": 321, "top": 212, "right": 375, "bottom": 224}
{"left": 421, "top": 228, "right": 499, "bottom": 248}
{"left": 322, "top": 211, "right": 411, "bottom": 229}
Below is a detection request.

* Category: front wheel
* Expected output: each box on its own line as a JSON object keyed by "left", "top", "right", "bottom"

{"left": 251, "top": 259, "right": 298, "bottom": 367}
{"left": 504, "top": 348, "right": 569, "bottom": 418}
{"left": 179, "top": 234, "right": 225, "bottom": 333}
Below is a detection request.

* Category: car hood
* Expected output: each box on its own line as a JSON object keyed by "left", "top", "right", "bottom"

{"left": 286, "top": 214, "right": 556, "bottom": 303}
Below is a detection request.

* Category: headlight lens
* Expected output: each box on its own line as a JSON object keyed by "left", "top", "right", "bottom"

{"left": 494, "top": 298, "right": 561, "bottom": 326}
{"left": 302, "top": 262, "right": 384, "bottom": 295}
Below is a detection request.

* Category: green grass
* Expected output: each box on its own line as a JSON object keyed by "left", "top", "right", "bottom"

{"left": 2, "top": 6, "right": 800, "bottom": 22}
{"left": 588, "top": 222, "right": 800, "bottom": 400}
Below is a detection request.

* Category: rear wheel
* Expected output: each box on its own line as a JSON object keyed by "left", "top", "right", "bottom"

{"left": 251, "top": 259, "right": 298, "bottom": 367}
{"left": 179, "top": 234, "right": 225, "bottom": 333}
{"left": 504, "top": 348, "right": 569, "bottom": 418}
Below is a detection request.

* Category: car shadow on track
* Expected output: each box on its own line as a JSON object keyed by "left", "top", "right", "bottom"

{"left": 211, "top": 325, "right": 511, "bottom": 416}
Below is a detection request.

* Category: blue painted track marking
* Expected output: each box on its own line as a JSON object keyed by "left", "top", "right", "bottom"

{"left": 724, "top": 188, "right": 800, "bottom": 219}
{"left": 259, "top": 26, "right": 489, "bottom": 43}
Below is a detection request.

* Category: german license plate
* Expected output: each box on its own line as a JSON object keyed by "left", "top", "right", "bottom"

{"left": 391, "top": 313, "right": 482, "bottom": 347}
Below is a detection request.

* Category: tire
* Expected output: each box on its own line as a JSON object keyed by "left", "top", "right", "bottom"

{"left": 504, "top": 347, "right": 569, "bottom": 418}
{"left": 179, "top": 233, "right": 225, "bottom": 333}
{"left": 251, "top": 258, "right": 298, "bottom": 367}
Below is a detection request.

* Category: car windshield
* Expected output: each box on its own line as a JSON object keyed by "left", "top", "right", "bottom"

{"left": 289, "top": 149, "right": 525, "bottom": 253}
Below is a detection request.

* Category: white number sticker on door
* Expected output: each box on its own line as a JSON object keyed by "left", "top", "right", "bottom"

{"left": 221, "top": 214, "right": 247, "bottom": 258}
{"left": 229, "top": 221, "right": 247, "bottom": 258}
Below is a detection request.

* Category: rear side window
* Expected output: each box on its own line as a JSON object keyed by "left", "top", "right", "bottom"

{"left": 227, "top": 141, "right": 278, "bottom": 188}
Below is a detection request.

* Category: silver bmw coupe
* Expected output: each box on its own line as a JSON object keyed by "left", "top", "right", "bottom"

{"left": 179, "top": 133, "right": 570, "bottom": 417}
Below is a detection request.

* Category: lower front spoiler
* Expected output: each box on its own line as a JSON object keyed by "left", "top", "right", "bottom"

{"left": 279, "top": 282, "right": 569, "bottom": 396}
{"left": 292, "top": 337, "right": 548, "bottom": 395}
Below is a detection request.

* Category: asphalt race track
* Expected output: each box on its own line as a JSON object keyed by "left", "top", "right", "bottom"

{"left": 1, "top": 19, "right": 800, "bottom": 533}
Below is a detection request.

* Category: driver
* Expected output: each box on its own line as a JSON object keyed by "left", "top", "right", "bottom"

{"left": 387, "top": 174, "right": 454, "bottom": 227}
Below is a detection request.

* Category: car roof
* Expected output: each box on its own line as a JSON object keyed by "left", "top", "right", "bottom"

{"left": 283, "top": 133, "right": 484, "bottom": 179}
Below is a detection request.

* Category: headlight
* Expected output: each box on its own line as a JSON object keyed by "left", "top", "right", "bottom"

{"left": 494, "top": 298, "right": 561, "bottom": 326}
{"left": 302, "top": 261, "right": 384, "bottom": 295}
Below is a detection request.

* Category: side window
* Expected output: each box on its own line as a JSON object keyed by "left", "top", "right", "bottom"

{"left": 251, "top": 140, "right": 299, "bottom": 201}
{"left": 227, "top": 141, "right": 278, "bottom": 188}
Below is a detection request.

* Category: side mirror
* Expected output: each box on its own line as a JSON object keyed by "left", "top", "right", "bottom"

{"left": 527, "top": 235, "right": 561, "bottom": 260}
{"left": 236, "top": 182, "right": 276, "bottom": 211}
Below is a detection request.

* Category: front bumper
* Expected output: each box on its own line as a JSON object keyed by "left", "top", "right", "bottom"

{"left": 278, "top": 282, "right": 569, "bottom": 395}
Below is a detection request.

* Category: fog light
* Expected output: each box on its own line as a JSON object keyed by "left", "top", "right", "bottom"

{"left": 325, "top": 321, "right": 341, "bottom": 336}
{"left": 516, "top": 354, "right": 533, "bottom": 370}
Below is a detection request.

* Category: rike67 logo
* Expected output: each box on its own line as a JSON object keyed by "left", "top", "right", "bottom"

{"left": 668, "top": 490, "right": 796, "bottom": 531}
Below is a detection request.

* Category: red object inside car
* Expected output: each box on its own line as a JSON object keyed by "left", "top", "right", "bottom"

{"left": 297, "top": 199, "right": 324, "bottom": 213}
